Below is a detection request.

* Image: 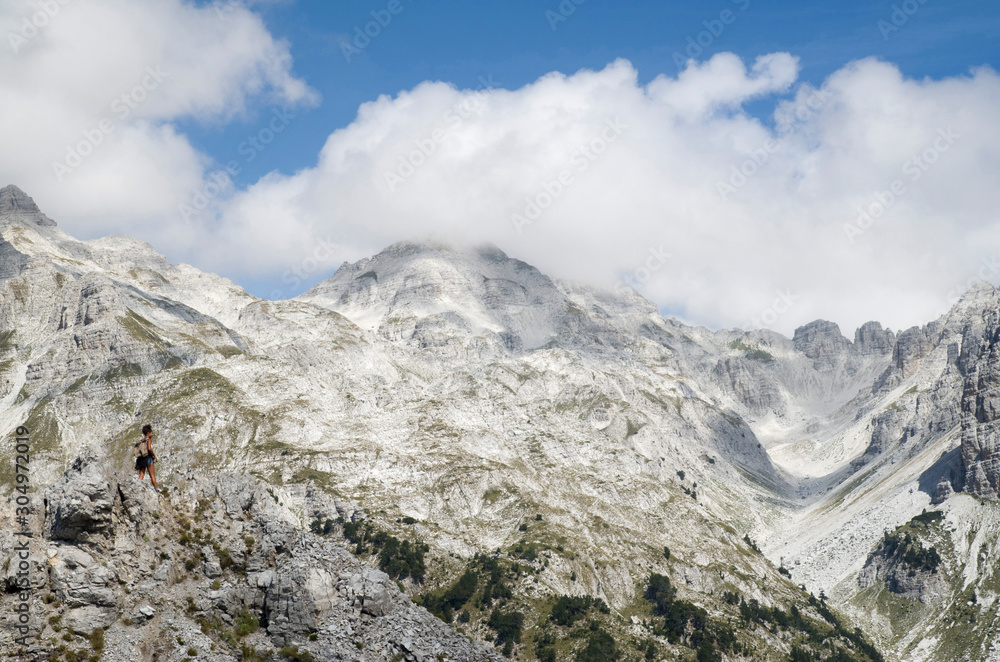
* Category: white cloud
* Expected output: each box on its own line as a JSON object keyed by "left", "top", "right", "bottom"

{"left": 2, "top": 0, "right": 998, "bottom": 337}
{"left": 0, "top": 0, "right": 316, "bottom": 236}
{"left": 208, "top": 54, "right": 1000, "bottom": 336}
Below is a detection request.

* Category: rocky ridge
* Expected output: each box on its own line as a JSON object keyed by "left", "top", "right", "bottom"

{"left": 1, "top": 449, "right": 503, "bottom": 662}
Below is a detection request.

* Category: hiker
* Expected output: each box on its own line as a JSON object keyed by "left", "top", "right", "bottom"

{"left": 135, "top": 424, "right": 158, "bottom": 489}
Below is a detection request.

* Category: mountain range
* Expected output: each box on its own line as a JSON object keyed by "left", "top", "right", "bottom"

{"left": 1, "top": 184, "right": 998, "bottom": 661}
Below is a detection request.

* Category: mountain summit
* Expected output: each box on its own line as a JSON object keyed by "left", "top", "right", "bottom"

{"left": 0, "top": 185, "right": 56, "bottom": 226}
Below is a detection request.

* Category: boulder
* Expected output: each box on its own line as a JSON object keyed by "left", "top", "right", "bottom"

{"left": 44, "top": 454, "right": 116, "bottom": 543}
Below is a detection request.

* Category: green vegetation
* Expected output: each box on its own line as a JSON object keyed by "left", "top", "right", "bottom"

{"left": 342, "top": 520, "right": 429, "bottom": 583}
{"left": 879, "top": 532, "right": 942, "bottom": 574}
{"left": 421, "top": 569, "right": 479, "bottom": 622}
{"left": 278, "top": 645, "right": 313, "bottom": 662}
{"left": 745, "top": 348, "right": 774, "bottom": 362}
{"left": 217, "top": 345, "right": 244, "bottom": 358}
{"left": 728, "top": 338, "right": 774, "bottom": 361}
{"left": 576, "top": 627, "right": 618, "bottom": 661}
{"left": 119, "top": 309, "right": 164, "bottom": 346}
{"left": 910, "top": 509, "right": 944, "bottom": 526}
{"left": 550, "top": 595, "right": 609, "bottom": 626}
{"left": 487, "top": 606, "right": 524, "bottom": 656}
{"left": 101, "top": 362, "right": 143, "bottom": 382}
{"left": 234, "top": 608, "right": 260, "bottom": 638}
{"left": 87, "top": 628, "right": 104, "bottom": 654}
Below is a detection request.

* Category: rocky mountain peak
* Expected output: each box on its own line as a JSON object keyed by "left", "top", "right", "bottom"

{"left": 299, "top": 238, "right": 565, "bottom": 352}
{"left": 853, "top": 321, "right": 895, "bottom": 356}
{"left": 792, "top": 319, "right": 850, "bottom": 368}
{"left": 0, "top": 184, "right": 57, "bottom": 226}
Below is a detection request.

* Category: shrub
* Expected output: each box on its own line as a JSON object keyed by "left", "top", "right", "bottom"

{"left": 235, "top": 608, "right": 260, "bottom": 638}
{"left": 215, "top": 546, "right": 234, "bottom": 570}
{"left": 278, "top": 646, "right": 313, "bottom": 662}
{"left": 644, "top": 574, "right": 676, "bottom": 614}
{"left": 241, "top": 645, "right": 266, "bottom": 662}
{"left": 487, "top": 607, "right": 524, "bottom": 647}
{"left": 88, "top": 628, "right": 104, "bottom": 652}
{"left": 696, "top": 640, "right": 722, "bottom": 662}
{"left": 551, "top": 595, "right": 594, "bottom": 626}
{"left": 576, "top": 628, "right": 618, "bottom": 661}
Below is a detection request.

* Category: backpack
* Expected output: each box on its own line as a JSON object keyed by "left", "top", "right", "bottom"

{"left": 134, "top": 438, "right": 149, "bottom": 458}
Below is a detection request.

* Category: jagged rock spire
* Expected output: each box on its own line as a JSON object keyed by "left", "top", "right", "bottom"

{"left": 0, "top": 184, "right": 57, "bottom": 226}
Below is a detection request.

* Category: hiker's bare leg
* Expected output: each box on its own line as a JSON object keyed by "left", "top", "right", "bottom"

{"left": 138, "top": 469, "right": 145, "bottom": 480}
{"left": 148, "top": 464, "right": 158, "bottom": 490}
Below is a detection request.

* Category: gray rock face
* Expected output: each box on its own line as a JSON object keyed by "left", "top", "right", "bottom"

{"left": 858, "top": 536, "right": 944, "bottom": 605}
{"left": 49, "top": 546, "right": 117, "bottom": 608}
{"left": 874, "top": 324, "right": 940, "bottom": 392}
{"left": 793, "top": 320, "right": 849, "bottom": 369}
{"left": 44, "top": 454, "right": 117, "bottom": 543}
{"left": 853, "top": 321, "right": 895, "bottom": 356}
{"left": 712, "top": 357, "right": 785, "bottom": 417}
{"left": 959, "top": 309, "right": 1000, "bottom": 498}
{"left": 0, "top": 185, "right": 56, "bottom": 226}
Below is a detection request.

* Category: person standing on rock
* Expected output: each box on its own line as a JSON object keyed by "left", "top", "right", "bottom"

{"left": 135, "top": 424, "right": 158, "bottom": 490}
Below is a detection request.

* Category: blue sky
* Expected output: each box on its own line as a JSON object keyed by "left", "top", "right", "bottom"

{"left": 183, "top": 0, "right": 1000, "bottom": 187}
{"left": 3, "top": 0, "right": 1000, "bottom": 334}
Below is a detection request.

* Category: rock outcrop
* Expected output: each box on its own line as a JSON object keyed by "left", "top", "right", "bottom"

{"left": 959, "top": 308, "right": 1000, "bottom": 498}
{"left": 0, "top": 185, "right": 56, "bottom": 227}
{"left": 857, "top": 530, "right": 945, "bottom": 605}
{"left": 792, "top": 320, "right": 849, "bottom": 370}
{"left": 853, "top": 321, "right": 895, "bottom": 356}
{"left": 712, "top": 357, "right": 785, "bottom": 417}
{"left": 0, "top": 452, "right": 505, "bottom": 662}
